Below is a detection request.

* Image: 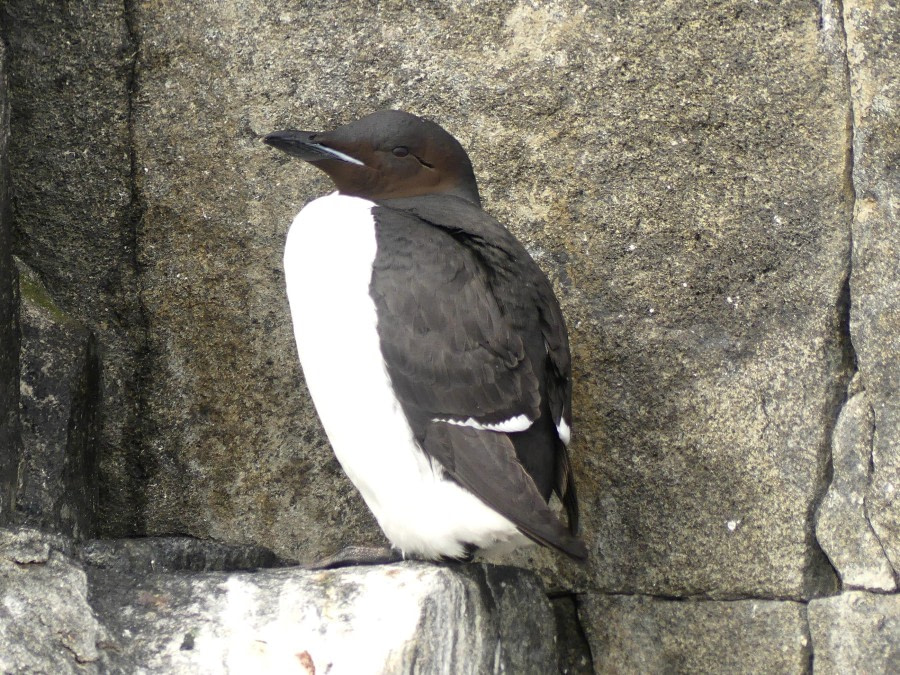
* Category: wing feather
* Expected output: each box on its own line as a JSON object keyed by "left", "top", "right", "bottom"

{"left": 424, "top": 422, "right": 586, "bottom": 559}
{"left": 371, "top": 197, "right": 581, "bottom": 549}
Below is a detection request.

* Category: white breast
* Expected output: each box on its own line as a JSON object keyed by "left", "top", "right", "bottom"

{"left": 284, "top": 193, "right": 527, "bottom": 559}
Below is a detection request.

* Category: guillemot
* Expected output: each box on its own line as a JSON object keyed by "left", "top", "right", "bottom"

{"left": 264, "top": 110, "right": 586, "bottom": 561}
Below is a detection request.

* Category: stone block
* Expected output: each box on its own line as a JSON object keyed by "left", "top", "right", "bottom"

{"left": 816, "top": 376, "right": 895, "bottom": 590}
{"left": 809, "top": 591, "right": 900, "bottom": 674}
{"left": 122, "top": 0, "right": 850, "bottom": 601}
{"left": 844, "top": 0, "right": 900, "bottom": 581}
{"left": 3, "top": 529, "right": 561, "bottom": 673}
{"left": 17, "top": 259, "right": 100, "bottom": 538}
{"left": 0, "top": 528, "right": 106, "bottom": 674}
{"left": 2, "top": 0, "right": 145, "bottom": 535}
{"left": 0, "top": 38, "right": 17, "bottom": 525}
{"left": 580, "top": 593, "right": 810, "bottom": 674}
{"left": 88, "top": 560, "right": 556, "bottom": 673}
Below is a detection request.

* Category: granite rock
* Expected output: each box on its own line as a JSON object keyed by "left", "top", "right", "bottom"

{"left": 77, "top": 535, "right": 282, "bottom": 574}
{"left": 1, "top": 0, "right": 147, "bottom": 535}
{"left": 88, "top": 559, "right": 556, "bottom": 674}
{"left": 2, "top": 528, "right": 561, "bottom": 674}
{"left": 119, "top": 0, "right": 851, "bottom": 600}
{"left": 809, "top": 591, "right": 900, "bottom": 674}
{"left": 844, "top": 0, "right": 900, "bottom": 580}
{"left": 0, "top": 39, "right": 17, "bottom": 524}
{"left": 0, "top": 528, "right": 106, "bottom": 674}
{"left": 816, "top": 375, "right": 896, "bottom": 591}
{"left": 16, "top": 258, "right": 101, "bottom": 538}
{"left": 0, "top": 1, "right": 899, "bottom": 671}
{"left": 580, "top": 593, "right": 810, "bottom": 674}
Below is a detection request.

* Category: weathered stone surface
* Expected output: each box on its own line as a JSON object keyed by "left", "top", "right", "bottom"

{"left": 1, "top": 0, "right": 147, "bottom": 535}
{"left": 0, "top": 528, "right": 106, "bottom": 674}
{"left": 556, "top": 0, "right": 851, "bottom": 598}
{"left": 16, "top": 259, "right": 100, "bottom": 538}
{"left": 0, "top": 40, "right": 17, "bottom": 525}
{"left": 809, "top": 591, "right": 900, "bottom": 674}
{"left": 89, "top": 561, "right": 557, "bottom": 673}
{"left": 844, "top": 0, "right": 900, "bottom": 580}
{"left": 580, "top": 593, "right": 810, "bottom": 674}
{"left": 78, "top": 535, "right": 283, "bottom": 574}
{"left": 551, "top": 595, "right": 594, "bottom": 674}
{"left": 3, "top": 529, "right": 559, "bottom": 673}
{"left": 120, "top": 0, "right": 853, "bottom": 601}
{"left": 816, "top": 375, "right": 896, "bottom": 591}
{"left": 128, "top": 0, "right": 386, "bottom": 560}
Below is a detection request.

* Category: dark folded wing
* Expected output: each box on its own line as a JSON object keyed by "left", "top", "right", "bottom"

{"left": 378, "top": 196, "right": 573, "bottom": 440}
{"left": 370, "top": 201, "right": 582, "bottom": 551}
{"left": 370, "top": 206, "right": 543, "bottom": 429}
{"left": 424, "top": 422, "right": 586, "bottom": 558}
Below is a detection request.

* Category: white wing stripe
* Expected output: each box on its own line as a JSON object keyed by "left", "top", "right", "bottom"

{"left": 433, "top": 414, "right": 533, "bottom": 433}
{"left": 556, "top": 418, "right": 571, "bottom": 445}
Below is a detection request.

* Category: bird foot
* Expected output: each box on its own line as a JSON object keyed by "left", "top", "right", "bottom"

{"left": 304, "top": 546, "right": 406, "bottom": 570}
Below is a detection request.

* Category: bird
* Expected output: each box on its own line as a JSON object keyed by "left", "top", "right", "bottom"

{"left": 263, "top": 110, "right": 586, "bottom": 562}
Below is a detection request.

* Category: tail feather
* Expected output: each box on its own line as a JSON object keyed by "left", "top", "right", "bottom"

{"left": 424, "top": 421, "right": 587, "bottom": 560}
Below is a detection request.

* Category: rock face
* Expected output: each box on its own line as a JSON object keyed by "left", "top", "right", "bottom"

{"left": 815, "top": 375, "right": 895, "bottom": 591}
{"left": 809, "top": 592, "right": 900, "bottom": 674}
{"left": 0, "top": 0, "right": 898, "bottom": 672}
{"left": 0, "top": 528, "right": 557, "bottom": 675}
{"left": 0, "top": 529, "right": 107, "bottom": 674}
{"left": 843, "top": 0, "right": 900, "bottom": 583}
{"left": 0, "top": 41, "right": 16, "bottom": 524}
{"left": 16, "top": 259, "right": 101, "bottom": 538}
{"left": 581, "top": 593, "right": 811, "bottom": 674}
{"left": 1, "top": 0, "right": 146, "bottom": 535}
{"left": 125, "top": 0, "right": 849, "bottom": 601}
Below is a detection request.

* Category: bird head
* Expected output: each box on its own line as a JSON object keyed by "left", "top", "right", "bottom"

{"left": 263, "top": 110, "right": 481, "bottom": 205}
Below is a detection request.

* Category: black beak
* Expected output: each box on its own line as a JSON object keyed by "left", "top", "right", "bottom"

{"left": 263, "top": 130, "right": 364, "bottom": 166}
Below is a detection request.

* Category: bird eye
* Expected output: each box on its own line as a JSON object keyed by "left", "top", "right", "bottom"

{"left": 392, "top": 146, "right": 409, "bottom": 157}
